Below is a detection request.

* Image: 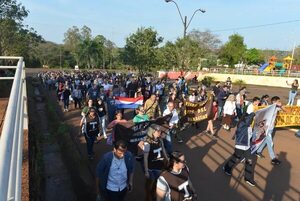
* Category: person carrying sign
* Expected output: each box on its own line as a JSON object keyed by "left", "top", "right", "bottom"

{"left": 223, "top": 112, "right": 257, "bottom": 187}
{"left": 255, "top": 96, "right": 282, "bottom": 165}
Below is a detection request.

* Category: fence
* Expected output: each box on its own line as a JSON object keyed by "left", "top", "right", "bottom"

{"left": 0, "top": 56, "right": 28, "bottom": 201}
{"left": 207, "top": 67, "right": 300, "bottom": 77}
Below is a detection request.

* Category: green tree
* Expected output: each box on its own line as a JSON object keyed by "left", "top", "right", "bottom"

{"left": 77, "top": 39, "right": 101, "bottom": 69}
{"left": 244, "top": 48, "right": 264, "bottom": 65}
{"left": 157, "top": 41, "right": 178, "bottom": 70}
{"left": 122, "top": 27, "right": 163, "bottom": 73}
{"left": 35, "top": 41, "right": 61, "bottom": 67}
{"left": 219, "top": 34, "right": 246, "bottom": 67}
{"left": 63, "top": 26, "right": 82, "bottom": 64}
{"left": 0, "top": 0, "right": 42, "bottom": 59}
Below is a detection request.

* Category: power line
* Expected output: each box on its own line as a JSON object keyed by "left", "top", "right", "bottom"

{"left": 211, "top": 19, "right": 300, "bottom": 32}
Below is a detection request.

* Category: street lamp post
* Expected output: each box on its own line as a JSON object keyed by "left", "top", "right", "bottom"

{"left": 165, "top": 0, "right": 205, "bottom": 38}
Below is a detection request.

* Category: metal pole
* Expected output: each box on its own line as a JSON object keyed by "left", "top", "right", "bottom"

{"left": 183, "top": 16, "right": 187, "bottom": 38}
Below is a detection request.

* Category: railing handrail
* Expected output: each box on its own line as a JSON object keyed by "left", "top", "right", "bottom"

{"left": 0, "top": 56, "right": 27, "bottom": 201}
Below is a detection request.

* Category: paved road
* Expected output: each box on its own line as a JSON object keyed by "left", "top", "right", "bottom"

{"left": 56, "top": 84, "right": 300, "bottom": 201}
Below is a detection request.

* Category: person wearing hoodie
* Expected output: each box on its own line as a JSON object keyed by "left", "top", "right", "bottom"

{"left": 223, "top": 112, "right": 257, "bottom": 187}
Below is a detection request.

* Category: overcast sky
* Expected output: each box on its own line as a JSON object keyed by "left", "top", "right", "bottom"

{"left": 22, "top": 0, "right": 300, "bottom": 51}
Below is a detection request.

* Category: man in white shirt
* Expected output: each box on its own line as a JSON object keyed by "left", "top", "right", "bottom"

{"left": 246, "top": 97, "right": 260, "bottom": 114}
{"left": 163, "top": 101, "right": 180, "bottom": 154}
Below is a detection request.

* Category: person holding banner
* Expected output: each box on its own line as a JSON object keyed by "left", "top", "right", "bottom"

{"left": 255, "top": 96, "right": 282, "bottom": 165}
{"left": 223, "top": 113, "right": 257, "bottom": 187}
{"left": 133, "top": 105, "right": 149, "bottom": 123}
{"left": 107, "top": 111, "right": 127, "bottom": 145}
{"left": 143, "top": 124, "right": 168, "bottom": 201}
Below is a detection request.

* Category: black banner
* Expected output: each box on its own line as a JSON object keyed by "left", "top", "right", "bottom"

{"left": 184, "top": 95, "right": 213, "bottom": 123}
{"left": 114, "top": 114, "right": 173, "bottom": 155}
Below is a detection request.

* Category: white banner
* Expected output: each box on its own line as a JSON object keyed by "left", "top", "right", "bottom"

{"left": 251, "top": 104, "right": 277, "bottom": 153}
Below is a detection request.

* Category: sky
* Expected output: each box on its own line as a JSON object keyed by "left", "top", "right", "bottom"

{"left": 21, "top": 0, "right": 300, "bottom": 51}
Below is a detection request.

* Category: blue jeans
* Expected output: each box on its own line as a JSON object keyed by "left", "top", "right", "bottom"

{"left": 148, "top": 169, "right": 161, "bottom": 180}
{"left": 99, "top": 116, "right": 107, "bottom": 136}
{"left": 218, "top": 105, "right": 223, "bottom": 118}
{"left": 63, "top": 98, "right": 69, "bottom": 109}
{"left": 287, "top": 90, "right": 297, "bottom": 105}
{"left": 84, "top": 134, "right": 96, "bottom": 156}
{"left": 257, "top": 135, "right": 275, "bottom": 159}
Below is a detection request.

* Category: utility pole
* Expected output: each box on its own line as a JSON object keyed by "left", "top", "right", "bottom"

{"left": 165, "top": 0, "right": 205, "bottom": 38}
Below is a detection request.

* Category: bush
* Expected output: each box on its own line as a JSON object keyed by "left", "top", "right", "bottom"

{"left": 201, "top": 76, "right": 215, "bottom": 87}
{"left": 234, "top": 79, "right": 246, "bottom": 88}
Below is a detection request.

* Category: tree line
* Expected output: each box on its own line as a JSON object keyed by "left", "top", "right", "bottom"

{"left": 1, "top": 0, "right": 299, "bottom": 72}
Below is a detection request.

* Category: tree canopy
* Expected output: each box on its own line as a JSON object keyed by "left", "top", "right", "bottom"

{"left": 121, "top": 27, "right": 163, "bottom": 73}
{"left": 219, "top": 34, "right": 246, "bottom": 67}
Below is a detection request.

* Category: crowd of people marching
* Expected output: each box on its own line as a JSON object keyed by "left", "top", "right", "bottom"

{"left": 39, "top": 70, "right": 298, "bottom": 201}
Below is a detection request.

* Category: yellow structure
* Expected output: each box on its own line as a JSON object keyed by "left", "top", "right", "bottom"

{"left": 283, "top": 56, "right": 293, "bottom": 69}
{"left": 265, "top": 56, "right": 277, "bottom": 71}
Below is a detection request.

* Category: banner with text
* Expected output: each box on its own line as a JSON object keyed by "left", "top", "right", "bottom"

{"left": 184, "top": 95, "right": 213, "bottom": 123}
{"left": 257, "top": 105, "right": 300, "bottom": 127}
{"left": 114, "top": 114, "right": 172, "bottom": 155}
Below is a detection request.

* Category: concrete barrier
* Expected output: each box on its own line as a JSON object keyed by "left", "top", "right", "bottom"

{"left": 205, "top": 73, "right": 299, "bottom": 89}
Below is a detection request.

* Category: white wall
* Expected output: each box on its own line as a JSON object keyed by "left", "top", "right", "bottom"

{"left": 205, "top": 73, "right": 298, "bottom": 88}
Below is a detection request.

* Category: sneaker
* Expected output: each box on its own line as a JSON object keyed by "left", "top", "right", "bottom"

{"left": 271, "top": 158, "right": 281, "bottom": 165}
{"left": 256, "top": 152, "right": 265, "bottom": 158}
{"left": 245, "top": 179, "right": 256, "bottom": 187}
{"left": 240, "top": 158, "right": 245, "bottom": 163}
{"left": 177, "top": 138, "right": 183, "bottom": 143}
{"left": 222, "top": 166, "right": 231, "bottom": 176}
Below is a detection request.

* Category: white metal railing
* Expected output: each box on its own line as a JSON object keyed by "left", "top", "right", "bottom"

{"left": 0, "top": 56, "right": 28, "bottom": 201}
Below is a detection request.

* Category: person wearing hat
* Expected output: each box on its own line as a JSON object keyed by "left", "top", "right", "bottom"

{"left": 142, "top": 124, "right": 168, "bottom": 201}
{"left": 80, "top": 107, "right": 101, "bottom": 159}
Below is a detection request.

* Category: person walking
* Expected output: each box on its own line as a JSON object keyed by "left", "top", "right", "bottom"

{"left": 256, "top": 96, "right": 282, "bottom": 165}
{"left": 80, "top": 107, "right": 101, "bottom": 159}
{"left": 62, "top": 86, "right": 71, "bottom": 112}
{"left": 222, "top": 94, "right": 236, "bottom": 131}
{"left": 96, "top": 98, "right": 108, "bottom": 139}
{"left": 163, "top": 101, "right": 180, "bottom": 153}
{"left": 96, "top": 140, "right": 135, "bottom": 201}
{"left": 144, "top": 94, "right": 161, "bottom": 120}
{"left": 223, "top": 113, "right": 257, "bottom": 187}
{"left": 72, "top": 85, "right": 83, "bottom": 109}
{"left": 133, "top": 105, "right": 149, "bottom": 123}
{"left": 286, "top": 79, "right": 299, "bottom": 105}
{"left": 156, "top": 151, "right": 197, "bottom": 201}
{"left": 143, "top": 124, "right": 168, "bottom": 201}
